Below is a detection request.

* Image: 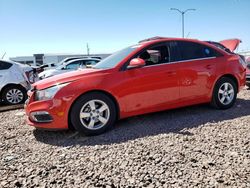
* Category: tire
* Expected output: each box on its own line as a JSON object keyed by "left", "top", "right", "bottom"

{"left": 211, "top": 77, "right": 237, "bottom": 109}
{"left": 70, "top": 92, "right": 117, "bottom": 135}
{"left": 2, "top": 85, "right": 27, "bottom": 105}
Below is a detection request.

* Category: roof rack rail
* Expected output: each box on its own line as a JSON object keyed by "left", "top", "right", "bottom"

{"left": 139, "top": 36, "right": 167, "bottom": 43}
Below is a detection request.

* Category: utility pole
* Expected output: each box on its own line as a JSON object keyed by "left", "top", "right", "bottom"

{"left": 170, "top": 8, "right": 196, "bottom": 38}
{"left": 86, "top": 43, "right": 90, "bottom": 56}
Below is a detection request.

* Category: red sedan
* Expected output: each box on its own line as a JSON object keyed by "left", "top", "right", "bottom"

{"left": 25, "top": 37, "right": 246, "bottom": 135}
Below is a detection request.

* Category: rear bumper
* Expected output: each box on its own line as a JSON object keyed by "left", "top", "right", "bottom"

{"left": 20, "top": 80, "right": 31, "bottom": 90}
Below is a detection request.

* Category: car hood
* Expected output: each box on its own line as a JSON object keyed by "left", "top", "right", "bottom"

{"left": 34, "top": 68, "right": 106, "bottom": 90}
{"left": 39, "top": 69, "right": 61, "bottom": 77}
{"left": 219, "top": 38, "right": 241, "bottom": 52}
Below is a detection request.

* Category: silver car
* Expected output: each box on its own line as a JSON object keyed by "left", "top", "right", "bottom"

{"left": 0, "top": 60, "right": 37, "bottom": 105}
{"left": 38, "top": 58, "right": 100, "bottom": 79}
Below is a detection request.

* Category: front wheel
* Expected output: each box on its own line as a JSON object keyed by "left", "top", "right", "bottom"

{"left": 70, "top": 92, "right": 117, "bottom": 135}
{"left": 211, "top": 77, "right": 237, "bottom": 109}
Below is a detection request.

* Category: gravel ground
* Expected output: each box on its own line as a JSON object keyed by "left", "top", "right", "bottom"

{"left": 0, "top": 89, "right": 250, "bottom": 188}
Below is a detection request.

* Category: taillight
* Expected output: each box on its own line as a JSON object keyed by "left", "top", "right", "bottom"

{"left": 239, "top": 56, "right": 247, "bottom": 68}
{"left": 25, "top": 71, "right": 35, "bottom": 83}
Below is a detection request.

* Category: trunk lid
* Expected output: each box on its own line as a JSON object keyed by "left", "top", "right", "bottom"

{"left": 219, "top": 39, "right": 241, "bottom": 52}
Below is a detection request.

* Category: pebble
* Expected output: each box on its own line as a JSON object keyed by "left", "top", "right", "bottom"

{"left": 0, "top": 88, "right": 249, "bottom": 187}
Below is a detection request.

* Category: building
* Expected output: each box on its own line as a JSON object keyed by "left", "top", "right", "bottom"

{"left": 239, "top": 51, "right": 250, "bottom": 57}
{"left": 10, "top": 53, "right": 111, "bottom": 66}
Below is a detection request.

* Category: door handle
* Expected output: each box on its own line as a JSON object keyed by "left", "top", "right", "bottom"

{"left": 166, "top": 71, "right": 177, "bottom": 76}
{"left": 205, "top": 64, "right": 213, "bottom": 69}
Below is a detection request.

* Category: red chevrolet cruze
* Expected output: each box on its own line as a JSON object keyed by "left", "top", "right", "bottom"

{"left": 25, "top": 37, "right": 246, "bottom": 135}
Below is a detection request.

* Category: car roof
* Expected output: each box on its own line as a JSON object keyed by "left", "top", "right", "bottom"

{"left": 138, "top": 37, "right": 200, "bottom": 48}
{"left": 137, "top": 36, "right": 229, "bottom": 55}
{"left": 65, "top": 58, "right": 100, "bottom": 64}
{"left": 138, "top": 36, "right": 204, "bottom": 46}
{"left": 0, "top": 59, "right": 26, "bottom": 66}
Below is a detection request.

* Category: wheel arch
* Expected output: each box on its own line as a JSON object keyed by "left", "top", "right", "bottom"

{"left": 68, "top": 89, "right": 120, "bottom": 130}
{"left": 0, "top": 83, "right": 27, "bottom": 99}
{"left": 210, "top": 74, "right": 239, "bottom": 99}
{"left": 216, "top": 74, "right": 239, "bottom": 92}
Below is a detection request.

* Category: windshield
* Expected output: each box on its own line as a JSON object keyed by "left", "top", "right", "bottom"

{"left": 93, "top": 45, "right": 139, "bottom": 69}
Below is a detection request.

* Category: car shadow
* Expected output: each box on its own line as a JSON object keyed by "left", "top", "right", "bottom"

{"left": 33, "top": 98, "right": 250, "bottom": 147}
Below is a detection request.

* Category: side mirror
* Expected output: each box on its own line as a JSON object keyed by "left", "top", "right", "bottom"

{"left": 127, "top": 58, "right": 145, "bottom": 69}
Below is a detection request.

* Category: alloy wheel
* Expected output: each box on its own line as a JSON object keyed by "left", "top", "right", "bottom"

{"left": 218, "top": 82, "right": 235, "bottom": 105}
{"left": 79, "top": 99, "right": 110, "bottom": 130}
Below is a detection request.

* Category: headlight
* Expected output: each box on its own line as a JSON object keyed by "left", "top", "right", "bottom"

{"left": 35, "top": 83, "right": 69, "bottom": 101}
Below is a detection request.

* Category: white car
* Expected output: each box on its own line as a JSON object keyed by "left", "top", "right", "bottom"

{"left": 0, "top": 60, "right": 37, "bottom": 105}
{"left": 38, "top": 58, "right": 100, "bottom": 79}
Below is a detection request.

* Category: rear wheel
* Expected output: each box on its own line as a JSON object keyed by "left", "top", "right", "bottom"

{"left": 211, "top": 77, "right": 237, "bottom": 109}
{"left": 2, "top": 85, "right": 27, "bottom": 105}
{"left": 70, "top": 92, "right": 117, "bottom": 135}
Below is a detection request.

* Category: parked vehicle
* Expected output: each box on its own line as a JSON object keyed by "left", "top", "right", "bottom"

{"left": 246, "top": 64, "right": 250, "bottom": 88}
{"left": 25, "top": 37, "right": 246, "bottom": 135}
{"left": 40, "top": 57, "right": 81, "bottom": 70}
{"left": 40, "top": 56, "right": 102, "bottom": 70}
{"left": 38, "top": 58, "right": 100, "bottom": 79}
{"left": 0, "top": 60, "right": 37, "bottom": 105}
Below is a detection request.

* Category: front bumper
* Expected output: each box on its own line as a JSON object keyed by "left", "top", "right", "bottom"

{"left": 25, "top": 94, "right": 70, "bottom": 130}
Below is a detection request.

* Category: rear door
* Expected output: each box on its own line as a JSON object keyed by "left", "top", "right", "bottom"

{"left": 175, "top": 41, "right": 221, "bottom": 102}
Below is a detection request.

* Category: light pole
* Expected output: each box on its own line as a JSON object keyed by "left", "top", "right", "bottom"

{"left": 170, "top": 8, "right": 196, "bottom": 38}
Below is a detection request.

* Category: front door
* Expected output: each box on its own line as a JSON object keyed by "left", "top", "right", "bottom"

{"left": 117, "top": 43, "right": 180, "bottom": 116}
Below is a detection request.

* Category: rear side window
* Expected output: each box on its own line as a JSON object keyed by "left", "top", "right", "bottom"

{"left": 0, "top": 61, "right": 13, "bottom": 70}
{"left": 176, "top": 41, "right": 221, "bottom": 61}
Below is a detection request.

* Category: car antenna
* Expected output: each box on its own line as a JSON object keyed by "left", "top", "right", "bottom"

{"left": 186, "top": 32, "right": 191, "bottom": 38}
{"left": 1, "top": 52, "right": 6, "bottom": 59}
{"left": 87, "top": 43, "right": 90, "bottom": 56}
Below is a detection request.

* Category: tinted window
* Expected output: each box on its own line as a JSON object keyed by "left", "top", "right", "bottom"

{"left": 177, "top": 41, "right": 219, "bottom": 61}
{"left": 65, "top": 61, "right": 81, "bottom": 70}
{"left": 137, "top": 44, "right": 171, "bottom": 66}
{"left": 0, "top": 61, "right": 13, "bottom": 70}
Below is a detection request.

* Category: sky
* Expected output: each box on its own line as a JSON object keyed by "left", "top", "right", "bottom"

{"left": 0, "top": 0, "right": 249, "bottom": 59}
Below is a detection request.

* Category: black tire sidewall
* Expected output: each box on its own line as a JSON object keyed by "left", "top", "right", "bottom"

{"left": 2, "top": 85, "right": 27, "bottom": 105}
{"left": 212, "top": 77, "right": 237, "bottom": 109}
{"left": 70, "top": 92, "right": 117, "bottom": 135}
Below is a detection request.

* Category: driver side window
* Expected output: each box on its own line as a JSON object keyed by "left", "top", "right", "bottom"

{"left": 138, "top": 44, "right": 171, "bottom": 66}
{"left": 65, "top": 61, "right": 81, "bottom": 70}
